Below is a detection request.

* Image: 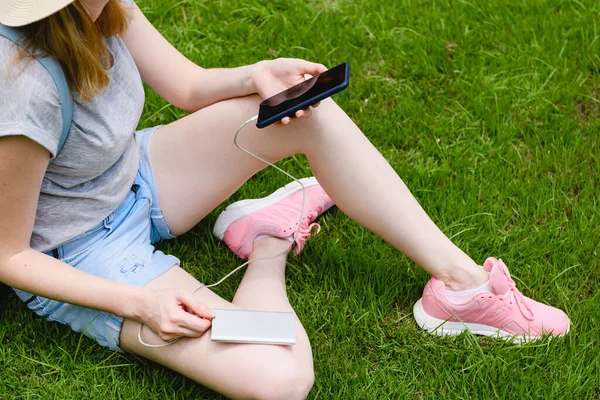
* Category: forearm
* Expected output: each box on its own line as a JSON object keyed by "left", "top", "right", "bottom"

{"left": 184, "top": 63, "right": 259, "bottom": 112}
{"left": 1, "top": 248, "right": 148, "bottom": 321}
{"left": 122, "top": 3, "right": 261, "bottom": 112}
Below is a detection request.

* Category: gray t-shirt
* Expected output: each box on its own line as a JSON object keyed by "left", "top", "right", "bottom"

{"left": 0, "top": 33, "right": 144, "bottom": 252}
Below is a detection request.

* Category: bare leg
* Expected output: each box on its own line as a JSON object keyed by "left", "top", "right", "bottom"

{"left": 150, "top": 95, "right": 487, "bottom": 289}
{"left": 233, "top": 237, "right": 314, "bottom": 372}
{"left": 120, "top": 238, "right": 314, "bottom": 399}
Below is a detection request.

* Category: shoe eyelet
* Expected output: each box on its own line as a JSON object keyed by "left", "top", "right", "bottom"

{"left": 489, "top": 296, "right": 492, "bottom": 299}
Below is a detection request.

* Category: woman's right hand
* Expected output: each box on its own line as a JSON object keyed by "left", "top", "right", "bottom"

{"left": 139, "top": 288, "right": 216, "bottom": 342}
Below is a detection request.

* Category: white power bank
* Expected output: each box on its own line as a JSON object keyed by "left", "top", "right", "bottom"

{"left": 211, "top": 309, "right": 296, "bottom": 345}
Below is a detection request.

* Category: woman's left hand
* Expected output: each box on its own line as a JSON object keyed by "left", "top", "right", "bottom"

{"left": 251, "top": 58, "right": 328, "bottom": 125}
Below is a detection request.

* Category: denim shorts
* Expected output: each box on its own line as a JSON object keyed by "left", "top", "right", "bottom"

{"left": 13, "top": 126, "right": 179, "bottom": 352}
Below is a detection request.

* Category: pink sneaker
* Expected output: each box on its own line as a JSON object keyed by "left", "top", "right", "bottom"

{"left": 213, "top": 177, "right": 335, "bottom": 259}
{"left": 413, "top": 257, "right": 570, "bottom": 342}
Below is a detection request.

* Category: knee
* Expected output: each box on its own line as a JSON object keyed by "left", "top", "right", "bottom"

{"left": 248, "top": 360, "right": 315, "bottom": 400}
{"left": 299, "top": 98, "right": 351, "bottom": 144}
{"left": 306, "top": 98, "right": 341, "bottom": 126}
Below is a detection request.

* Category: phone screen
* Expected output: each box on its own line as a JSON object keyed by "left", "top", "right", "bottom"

{"left": 256, "top": 62, "right": 349, "bottom": 128}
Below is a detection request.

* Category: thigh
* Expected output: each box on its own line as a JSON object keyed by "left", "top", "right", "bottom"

{"left": 119, "top": 266, "right": 313, "bottom": 399}
{"left": 149, "top": 95, "right": 339, "bottom": 235}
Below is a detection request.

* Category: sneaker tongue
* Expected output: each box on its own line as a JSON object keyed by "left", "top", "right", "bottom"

{"left": 483, "top": 257, "right": 511, "bottom": 294}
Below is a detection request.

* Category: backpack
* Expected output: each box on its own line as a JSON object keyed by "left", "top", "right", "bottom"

{"left": 0, "top": 24, "right": 73, "bottom": 303}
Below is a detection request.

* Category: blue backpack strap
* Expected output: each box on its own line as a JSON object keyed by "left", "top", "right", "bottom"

{"left": 0, "top": 24, "right": 73, "bottom": 155}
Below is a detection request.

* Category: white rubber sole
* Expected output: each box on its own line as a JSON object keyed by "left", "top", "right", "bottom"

{"left": 413, "top": 299, "right": 534, "bottom": 343}
{"left": 213, "top": 177, "right": 320, "bottom": 240}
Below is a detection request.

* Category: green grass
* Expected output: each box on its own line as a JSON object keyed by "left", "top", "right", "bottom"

{"left": 2, "top": 0, "right": 600, "bottom": 398}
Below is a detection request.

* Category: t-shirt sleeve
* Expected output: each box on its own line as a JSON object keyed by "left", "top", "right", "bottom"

{"left": 0, "top": 37, "right": 63, "bottom": 158}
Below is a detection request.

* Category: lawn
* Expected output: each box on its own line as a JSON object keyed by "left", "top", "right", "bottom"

{"left": 1, "top": 0, "right": 599, "bottom": 398}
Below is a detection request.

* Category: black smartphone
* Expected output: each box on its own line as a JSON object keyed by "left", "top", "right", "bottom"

{"left": 256, "top": 62, "right": 350, "bottom": 129}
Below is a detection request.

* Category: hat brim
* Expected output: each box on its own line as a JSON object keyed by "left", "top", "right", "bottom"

{"left": 0, "top": 0, "right": 76, "bottom": 27}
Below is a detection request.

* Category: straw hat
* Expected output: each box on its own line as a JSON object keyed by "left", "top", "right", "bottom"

{"left": 0, "top": 0, "right": 76, "bottom": 27}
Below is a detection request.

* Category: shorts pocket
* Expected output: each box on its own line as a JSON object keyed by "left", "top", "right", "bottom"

{"left": 60, "top": 214, "right": 114, "bottom": 264}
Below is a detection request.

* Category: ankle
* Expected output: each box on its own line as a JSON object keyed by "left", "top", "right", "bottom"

{"left": 438, "top": 265, "right": 489, "bottom": 291}
{"left": 251, "top": 236, "right": 293, "bottom": 256}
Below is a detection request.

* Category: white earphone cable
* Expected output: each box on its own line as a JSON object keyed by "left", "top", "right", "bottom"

{"left": 138, "top": 114, "right": 308, "bottom": 348}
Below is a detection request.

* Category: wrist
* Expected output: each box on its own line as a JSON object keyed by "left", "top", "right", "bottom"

{"left": 120, "top": 286, "right": 152, "bottom": 322}
{"left": 248, "top": 60, "right": 268, "bottom": 94}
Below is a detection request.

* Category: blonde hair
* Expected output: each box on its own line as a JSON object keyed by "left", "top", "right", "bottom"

{"left": 18, "top": 0, "right": 130, "bottom": 101}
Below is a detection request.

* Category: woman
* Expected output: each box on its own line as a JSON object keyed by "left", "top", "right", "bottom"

{"left": 0, "top": 0, "right": 569, "bottom": 399}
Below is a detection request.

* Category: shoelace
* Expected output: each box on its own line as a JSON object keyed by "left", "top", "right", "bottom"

{"left": 497, "top": 259, "right": 534, "bottom": 320}
{"left": 293, "top": 210, "right": 321, "bottom": 253}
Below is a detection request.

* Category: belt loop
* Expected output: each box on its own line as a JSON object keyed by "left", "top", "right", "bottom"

{"left": 24, "top": 295, "right": 37, "bottom": 306}
{"left": 105, "top": 212, "right": 114, "bottom": 224}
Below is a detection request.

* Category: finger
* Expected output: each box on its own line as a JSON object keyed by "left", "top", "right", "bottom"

{"left": 160, "top": 326, "right": 203, "bottom": 341}
{"left": 281, "top": 117, "right": 291, "bottom": 124}
{"left": 156, "top": 332, "right": 180, "bottom": 342}
{"left": 312, "top": 101, "right": 321, "bottom": 108}
{"left": 180, "top": 293, "right": 216, "bottom": 319}
{"left": 180, "top": 315, "right": 212, "bottom": 336}
{"left": 200, "top": 304, "right": 216, "bottom": 319}
{"left": 302, "top": 108, "right": 312, "bottom": 119}
{"left": 302, "top": 60, "right": 328, "bottom": 75}
{"left": 295, "top": 110, "right": 304, "bottom": 118}
{"left": 186, "top": 303, "right": 216, "bottom": 320}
